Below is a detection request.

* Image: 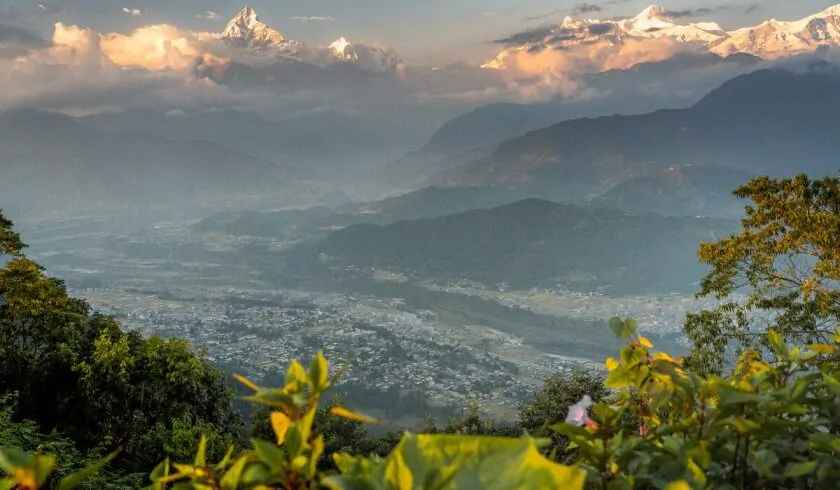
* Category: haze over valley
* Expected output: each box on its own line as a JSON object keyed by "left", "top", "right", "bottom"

{"left": 4, "top": 1, "right": 840, "bottom": 423}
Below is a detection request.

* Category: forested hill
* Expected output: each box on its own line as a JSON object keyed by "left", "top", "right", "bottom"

{"left": 315, "top": 199, "right": 736, "bottom": 293}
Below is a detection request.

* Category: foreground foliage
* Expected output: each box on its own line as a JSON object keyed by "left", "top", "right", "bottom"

{"left": 3, "top": 318, "right": 839, "bottom": 488}
{"left": 557, "top": 317, "right": 840, "bottom": 489}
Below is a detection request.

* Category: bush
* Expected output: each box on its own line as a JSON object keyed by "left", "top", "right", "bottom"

{"left": 555, "top": 318, "right": 840, "bottom": 489}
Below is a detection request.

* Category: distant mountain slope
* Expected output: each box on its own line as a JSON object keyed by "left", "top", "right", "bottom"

{"left": 314, "top": 199, "right": 734, "bottom": 294}
{"left": 193, "top": 186, "right": 544, "bottom": 238}
{"left": 438, "top": 64, "right": 840, "bottom": 194}
{"left": 588, "top": 165, "right": 753, "bottom": 217}
{"left": 0, "top": 110, "right": 306, "bottom": 219}
{"left": 381, "top": 51, "right": 761, "bottom": 186}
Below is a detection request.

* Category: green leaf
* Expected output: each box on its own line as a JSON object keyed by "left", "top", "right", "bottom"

{"left": 717, "top": 389, "right": 765, "bottom": 407}
{"left": 766, "top": 330, "right": 788, "bottom": 357}
{"left": 0, "top": 447, "right": 31, "bottom": 474}
{"left": 286, "top": 360, "right": 307, "bottom": 387}
{"left": 327, "top": 433, "right": 586, "bottom": 490}
{"left": 309, "top": 351, "right": 329, "bottom": 390}
{"left": 220, "top": 455, "right": 250, "bottom": 490}
{"left": 783, "top": 461, "right": 818, "bottom": 478}
{"left": 59, "top": 449, "right": 120, "bottom": 490}
{"left": 609, "top": 317, "right": 637, "bottom": 339}
{"left": 251, "top": 439, "right": 286, "bottom": 471}
{"left": 194, "top": 435, "right": 208, "bottom": 468}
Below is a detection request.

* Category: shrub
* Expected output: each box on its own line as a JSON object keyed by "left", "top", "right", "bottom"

{"left": 554, "top": 317, "right": 840, "bottom": 489}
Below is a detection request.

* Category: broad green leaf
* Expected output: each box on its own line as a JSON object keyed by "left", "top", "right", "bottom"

{"left": 327, "top": 433, "right": 586, "bottom": 490}
{"left": 251, "top": 439, "right": 286, "bottom": 471}
{"left": 609, "top": 317, "right": 636, "bottom": 339}
{"left": 0, "top": 447, "right": 31, "bottom": 474}
{"left": 783, "top": 461, "right": 818, "bottom": 478}
{"left": 59, "top": 449, "right": 119, "bottom": 490}
{"left": 717, "top": 389, "right": 764, "bottom": 407}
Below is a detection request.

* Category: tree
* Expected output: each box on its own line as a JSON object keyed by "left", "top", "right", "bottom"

{"left": 0, "top": 210, "right": 241, "bottom": 473}
{"left": 685, "top": 174, "right": 840, "bottom": 373}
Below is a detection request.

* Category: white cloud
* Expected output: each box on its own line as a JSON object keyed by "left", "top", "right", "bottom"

{"left": 197, "top": 11, "right": 224, "bottom": 21}
{"left": 122, "top": 8, "right": 142, "bottom": 17}
{"left": 0, "top": 22, "right": 236, "bottom": 113}
{"left": 289, "top": 16, "right": 336, "bottom": 22}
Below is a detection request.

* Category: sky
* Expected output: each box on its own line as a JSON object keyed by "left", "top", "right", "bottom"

{"left": 1, "top": 0, "right": 838, "bottom": 63}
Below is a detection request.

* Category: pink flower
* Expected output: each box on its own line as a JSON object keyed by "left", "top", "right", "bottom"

{"left": 565, "top": 395, "right": 593, "bottom": 427}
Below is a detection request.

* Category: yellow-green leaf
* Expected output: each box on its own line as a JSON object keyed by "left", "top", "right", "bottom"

{"left": 665, "top": 481, "right": 691, "bottom": 490}
{"left": 233, "top": 374, "right": 260, "bottom": 391}
{"left": 271, "top": 411, "right": 291, "bottom": 444}
{"left": 329, "top": 406, "right": 378, "bottom": 423}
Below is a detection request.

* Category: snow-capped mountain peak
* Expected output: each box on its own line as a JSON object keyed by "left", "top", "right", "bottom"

{"left": 633, "top": 4, "right": 669, "bottom": 23}
{"left": 329, "top": 37, "right": 353, "bottom": 56}
{"left": 220, "top": 6, "right": 286, "bottom": 49}
{"left": 215, "top": 7, "right": 403, "bottom": 73}
{"left": 329, "top": 37, "right": 404, "bottom": 73}
{"left": 484, "top": 3, "right": 840, "bottom": 69}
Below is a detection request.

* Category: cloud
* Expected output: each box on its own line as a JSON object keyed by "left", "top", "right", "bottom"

{"left": 494, "top": 36, "right": 691, "bottom": 100}
{"left": 289, "top": 16, "right": 336, "bottom": 23}
{"left": 197, "top": 11, "right": 224, "bottom": 21}
{"left": 494, "top": 26, "right": 557, "bottom": 46}
{"left": 524, "top": 0, "right": 631, "bottom": 21}
{"left": 0, "top": 22, "right": 48, "bottom": 58}
{"left": 571, "top": 3, "right": 602, "bottom": 15}
{"left": 122, "top": 8, "right": 142, "bottom": 17}
{"left": 0, "top": 22, "right": 238, "bottom": 113}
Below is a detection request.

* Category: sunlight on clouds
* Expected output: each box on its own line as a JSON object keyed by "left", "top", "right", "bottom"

{"left": 496, "top": 37, "right": 688, "bottom": 100}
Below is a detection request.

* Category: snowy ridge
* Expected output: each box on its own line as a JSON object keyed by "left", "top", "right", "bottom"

{"left": 485, "top": 3, "right": 840, "bottom": 69}
{"left": 219, "top": 6, "right": 403, "bottom": 73}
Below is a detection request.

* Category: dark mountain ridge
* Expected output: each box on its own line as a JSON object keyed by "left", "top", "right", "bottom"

{"left": 313, "top": 199, "right": 735, "bottom": 294}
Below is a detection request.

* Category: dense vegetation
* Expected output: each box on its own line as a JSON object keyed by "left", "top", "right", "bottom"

{"left": 3, "top": 173, "right": 840, "bottom": 488}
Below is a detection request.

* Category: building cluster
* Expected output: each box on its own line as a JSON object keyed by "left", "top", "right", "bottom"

{"left": 82, "top": 290, "right": 590, "bottom": 416}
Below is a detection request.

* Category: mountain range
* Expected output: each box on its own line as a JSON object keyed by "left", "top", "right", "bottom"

{"left": 436, "top": 62, "right": 840, "bottom": 200}
{"left": 486, "top": 3, "right": 840, "bottom": 69}
{"left": 213, "top": 6, "right": 403, "bottom": 74}
{"left": 383, "top": 51, "right": 763, "bottom": 185}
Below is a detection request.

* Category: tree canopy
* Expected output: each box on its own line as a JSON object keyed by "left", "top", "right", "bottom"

{"left": 0, "top": 209, "right": 241, "bottom": 474}
{"left": 685, "top": 174, "right": 840, "bottom": 373}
